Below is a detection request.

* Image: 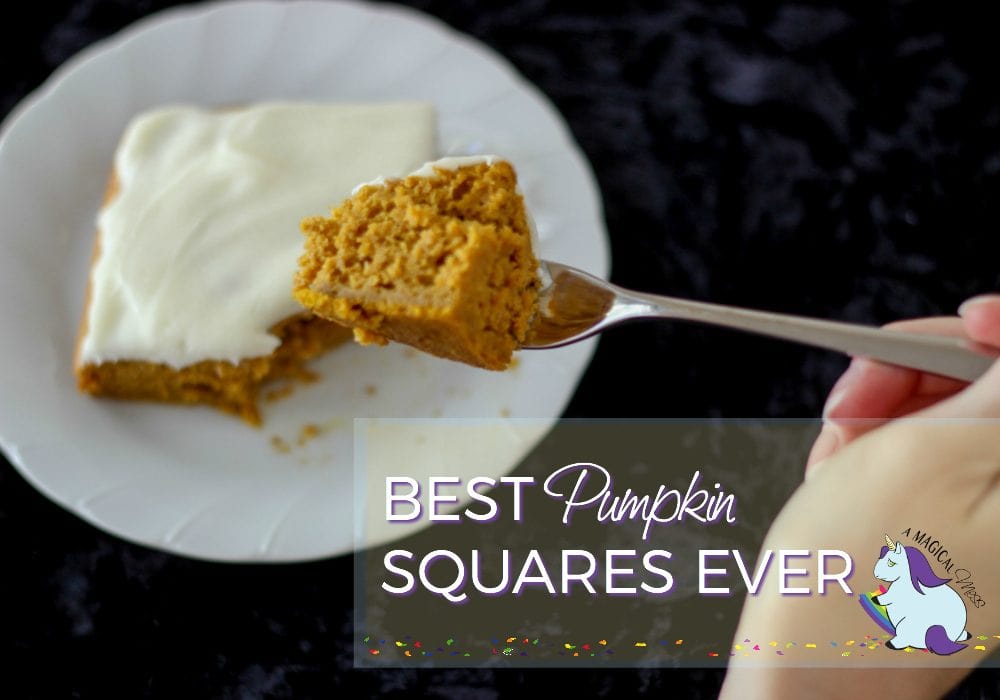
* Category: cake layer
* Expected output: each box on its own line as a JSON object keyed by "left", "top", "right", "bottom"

{"left": 77, "top": 102, "right": 437, "bottom": 368}
{"left": 294, "top": 157, "right": 540, "bottom": 370}
{"left": 77, "top": 315, "right": 351, "bottom": 425}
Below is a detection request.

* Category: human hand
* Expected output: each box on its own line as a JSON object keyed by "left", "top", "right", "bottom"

{"left": 720, "top": 294, "right": 1000, "bottom": 700}
{"left": 805, "top": 294, "right": 1000, "bottom": 476}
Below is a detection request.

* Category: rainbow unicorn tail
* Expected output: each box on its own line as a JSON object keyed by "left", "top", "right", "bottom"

{"left": 925, "top": 625, "right": 967, "bottom": 655}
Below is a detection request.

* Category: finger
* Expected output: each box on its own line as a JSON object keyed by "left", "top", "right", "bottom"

{"left": 919, "top": 354, "right": 1000, "bottom": 419}
{"left": 804, "top": 424, "right": 842, "bottom": 473}
{"left": 959, "top": 294, "right": 1000, "bottom": 347}
{"left": 806, "top": 355, "right": 924, "bottom": 475}
{"left": 903, "top": 298, "right": 1000, "bottom": 419}
{"left": 823, "top": 319, "right": 969, "bottom": 423}
{"left": 881, "top": 318, "right": 971, "bottom": 396}
{"left": 807, "top": 318, "right": 972, "bottom": 475}
{"left": 822, "top": 357, "right": 919, "bottom": 422}
{"left": 804, "top": 390, "right": 955, "bottom": 476}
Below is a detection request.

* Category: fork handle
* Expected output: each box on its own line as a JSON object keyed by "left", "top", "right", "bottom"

{"left": 622, "top": 290, "right": 998, "bottom": 382}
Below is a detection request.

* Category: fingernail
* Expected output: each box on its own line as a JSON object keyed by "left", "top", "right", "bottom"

{"left": 822, "top": 360, "right": 864, "bottom": 419}
{"left": 958, "top": 294, "right": 1000, "bottom": 317}
{"left": 806, "top": 426, "right": 842, "bottom": 476}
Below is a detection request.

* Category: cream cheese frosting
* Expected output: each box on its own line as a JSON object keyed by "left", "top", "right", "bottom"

{"left": 352, "top": 154, "right": 499, "bottom": 194}
{"left": 79, "top": 102, "right": 436, "bottom": 367}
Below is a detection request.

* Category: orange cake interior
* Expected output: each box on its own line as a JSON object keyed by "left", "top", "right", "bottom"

{"left": 294, "top": 158, "right": 540, "bottom": 371}
{"left": 76, "top": 313, "right": 350, "bottom": 425}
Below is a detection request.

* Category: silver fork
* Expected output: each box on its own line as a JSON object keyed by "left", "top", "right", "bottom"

{"left": 521, "top": 261, "right": 998, "bottom": 382}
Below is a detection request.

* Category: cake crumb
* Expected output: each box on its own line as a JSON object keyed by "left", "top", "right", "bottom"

{"left": 364, "top": 384, "right": 377, "bottom": 397}
{"left": 403, "top": 348, "right": 418, "bottom": 359}
{"left": 290, "top": 366, "right": 320, "bottom": 384}
{"left": 508, "top": 357, "right": 520, "bottom": 370}
{"left": 500, "top": 407, "right": 511, "bottom": 417}
{"left": 264, "top": 382, "right": 295, "bottom": 403}
{"left": 269, "top": 418, "right": 345, "bottom": 456}
{"left": 297, "top": 423, "right": 322, "bottom": 446}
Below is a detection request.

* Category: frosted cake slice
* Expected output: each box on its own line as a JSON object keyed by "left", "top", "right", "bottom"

{"left": 293, "top": 156, "right": 540, "bottom": 371}
{"left": 75, "top": 102, "right": 437, "bottom": 424}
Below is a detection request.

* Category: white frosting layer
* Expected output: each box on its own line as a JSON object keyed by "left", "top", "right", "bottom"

{"left": 352, "top": 154, "right": 499, "bottom": 193}
{"left": 409, "top": 154, "right": 498, "bottom": 177}
{"left": 79, "top": 102, "right": 436, "bottom": 367}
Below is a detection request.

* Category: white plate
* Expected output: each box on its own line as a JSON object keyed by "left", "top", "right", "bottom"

{"left": 0, "top": 0, "right": 609, "bottom": 562}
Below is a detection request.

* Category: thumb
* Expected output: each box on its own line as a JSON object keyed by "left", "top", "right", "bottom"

{"left": 958, "top": 294, "right": 1000, "bottom": 346}
{"left": 938, "top": 293, "right": 1000, "bottom": 416}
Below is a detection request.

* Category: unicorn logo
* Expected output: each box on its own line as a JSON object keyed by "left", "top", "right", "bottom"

{"left": 858, "top": 534, "right": 970, "bottom": 655}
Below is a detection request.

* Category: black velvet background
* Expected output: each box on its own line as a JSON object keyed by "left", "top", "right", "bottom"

{"left": 2, "top": 1, "right": 998, "bottom": 697}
